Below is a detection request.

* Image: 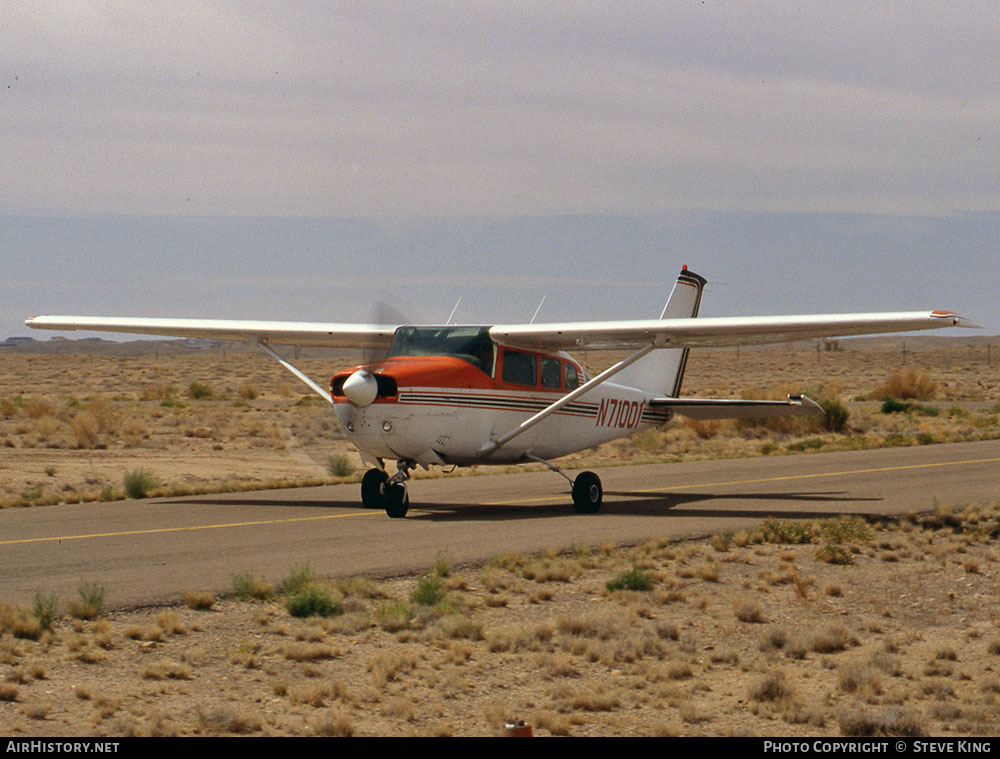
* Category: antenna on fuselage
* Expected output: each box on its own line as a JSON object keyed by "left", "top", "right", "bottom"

{"left": 529, "top": 296, "right": 547, "bottom": 324}
{"left": 446, "top": 297, "right": 462, "bottom": 325}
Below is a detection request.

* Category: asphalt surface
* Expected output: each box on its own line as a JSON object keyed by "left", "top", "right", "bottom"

{"left": 2, "top": 438, "right": 999, "bottom": 608}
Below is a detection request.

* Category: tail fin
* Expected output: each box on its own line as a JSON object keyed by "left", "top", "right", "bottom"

{"left": 616, "top": 267, "right": 706, "bottom": 397}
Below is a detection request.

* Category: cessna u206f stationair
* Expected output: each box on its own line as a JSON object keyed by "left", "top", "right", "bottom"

{"left": 26, "top": 268, "right": 979, "bottom": 518}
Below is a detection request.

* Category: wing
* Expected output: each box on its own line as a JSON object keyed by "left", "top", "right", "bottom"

{"left": 23, "top": 316, "right": 397, "bottom": 349}
{"left": 490, "top": 310, "right": 980, "bottom": 351}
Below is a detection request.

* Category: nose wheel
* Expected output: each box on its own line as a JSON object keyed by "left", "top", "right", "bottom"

{"left": 361, "top": 461, "right": 413, "bottom": 518}
{"left": 384, "top": 483, "right": 409, "bottom": 518}
{"left": 361, "top": 468, "right": 389, "bottom": 509}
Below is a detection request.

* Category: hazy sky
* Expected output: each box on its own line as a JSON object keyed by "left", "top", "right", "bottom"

{"left": 3, "top": 2, "right": 998, "bottom": 334}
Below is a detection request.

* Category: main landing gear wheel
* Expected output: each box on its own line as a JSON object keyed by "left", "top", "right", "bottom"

{"left": 385, "top": 483, "right": 409, "bottom": 519}
{"left": 361, "top": 469, "right": 388, "bottom": 509}
{"left": 572, "top": 471, "right": 603, "bottom": 514}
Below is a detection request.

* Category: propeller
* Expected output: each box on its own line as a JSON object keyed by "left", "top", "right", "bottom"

{"left": 362, "top": 301, "right": 410, "bottom": 364}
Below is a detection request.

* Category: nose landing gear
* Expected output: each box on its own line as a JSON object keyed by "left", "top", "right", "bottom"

{"left": 360, "top": 461, "right": 414, "bottom": 518}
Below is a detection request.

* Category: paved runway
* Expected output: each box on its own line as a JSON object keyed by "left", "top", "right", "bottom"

{"left": 2, "top": 439, "right": 998, "bottom": 607}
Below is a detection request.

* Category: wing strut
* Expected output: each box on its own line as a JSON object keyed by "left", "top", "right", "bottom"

{"left": 256, "top": 341, "right": 333, "bottom": 405}
{"left": 479, "top": 340, "right": 662, "bottom": 456}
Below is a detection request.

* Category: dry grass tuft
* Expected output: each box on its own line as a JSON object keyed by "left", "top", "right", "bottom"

{"left": 810, "top": 624, "right": 857, "bottom": 654}
{"left": 733, "top": 598, "right": 766, "bottom": 623}
{"left": 838, "top": 706, "right": 926, "bottom": 737}
{"left": 749, "top": 669, "right": 793, "bottom": 702}
{"left": 184, "top": 591, "right": 215, "bottom": 610}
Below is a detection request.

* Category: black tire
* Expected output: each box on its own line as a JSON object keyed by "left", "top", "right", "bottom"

{"left": 361, "top": 469, "right": 388, "bottom": 509}
{"left": 385, "top": 483, "right": 409, "bottom": 518}
{"left": 572, "top": 471, "right": 602, "bottom": 514}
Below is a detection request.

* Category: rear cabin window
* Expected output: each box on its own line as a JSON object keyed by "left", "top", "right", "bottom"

{"left": 540, "top": 357, "right": 562, "bottom": 389}
{"left": 565, "top": 362, "right": 579, "bottom": 390}
{"left": 501, "top": 350, "right": 537, "bottom": 386}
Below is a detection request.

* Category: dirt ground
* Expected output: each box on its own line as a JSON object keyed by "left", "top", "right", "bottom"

{"left": 2, "top": 507, "right": 1000, "bottom": 737}
{"left": 1, "top": 338, "right": 1000, "bottom": 736}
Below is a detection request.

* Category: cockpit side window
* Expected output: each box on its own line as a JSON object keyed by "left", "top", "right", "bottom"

{"left": 501, "top": 349, "right": 537, "bottom": 386}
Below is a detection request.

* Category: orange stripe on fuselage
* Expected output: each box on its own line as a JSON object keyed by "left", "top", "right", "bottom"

{"left": 331, "top": 354, "right": 569, "bottom": 398}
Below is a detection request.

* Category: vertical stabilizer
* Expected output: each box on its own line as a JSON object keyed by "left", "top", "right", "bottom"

{"left": 615, "top": 267, "right": 706, "bottom": 397}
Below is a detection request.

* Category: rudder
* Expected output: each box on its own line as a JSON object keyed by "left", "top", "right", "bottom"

{"left": 615, "top": 267, "right": 706, "bottom": 397}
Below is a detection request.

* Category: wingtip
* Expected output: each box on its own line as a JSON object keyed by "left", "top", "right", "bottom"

{"left": 930, "top": 311, "right": 983, "bottom": 329}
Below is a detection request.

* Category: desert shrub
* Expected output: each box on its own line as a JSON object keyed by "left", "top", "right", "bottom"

{"left": 141, "top": 383, "right": 176, "bottom": 401}
{"left": 435, "top": 614, "right": 484, "bottom": 641}
{"left": 815, "top": 544, "right": 853, "bottom": 564}
{"left": 32, "top": 592, "right": 59, "bottom": 630}
{"left": 787, "top": 437, "right": 823, "bottom": 452}
{"left": 838, "top": 707, "right": 925, "bottom": 737}
{"left": 184, "top": 591, "right": 215, "bottom": 610}
{"left": 749, "top": 669, "right": 792, "bottom": 702}
{"left": 682, "top": 418, "right": 722, "bottom": 440}
{"left": 282, "top": 563, "right": 314, "bottom": 595}
{"left": 872, "top": 369, "right": 937, "bottom": 400}
{"left": 817, "top": 394, "right": 850, "bottom": 433}
{"left": 67, "top": 580, "right": 106, "bottom": 620}
{"left": 233, "top": 572, "right": 274, "bottom": 601}
{"left": 820, "top": 515, "right": 873, "bottom": 544}
{"left": 286, "top": 586, "right": 340, "bottom": 618}
{"left": 711, "top": 531, "right": 733, "bottom": 552}
{"left": 238, "top": 383, "right": 260, "bottom": 400}
{"left": 375, "top": 601, "right": 417, "bottom": 632}
{"left": 757, "top": 518, "right": 816, "bottom": 544}
{"left": 734, "top": 599, "right": 766, "bottom": 623}
{"left": 881, "top": 398, "right": 912, "bottom": 414}
{"left": 24, "top": 397, "right": 56, "bottom": 418}
{"left": 69, "top": 413, "right": 101, "bottom": 448}
{"left": 326, "top": 455, "right": 355, "bottom": 478}
{"left": 0, "top": 397, "right": 18, "bottom": 418}
{"left": 810, "top": 623, "right": 856, "bottom": 653}
{"left": 187, "top": 382, "right": 214, "bottom": 400}
{"left": 410, "top": 574, "right": 447, "bottom": 606}
{"left": 606, "top": 567, "right": 654, "bottom": 592}
{"left": 85, "top": 396, "right": 118, "bottom": 433}
{"left": 123, "top": 468, "right": 160, "bottom": 499}
{"left": 0, "top": 601, "right": 43, "bottom": 640}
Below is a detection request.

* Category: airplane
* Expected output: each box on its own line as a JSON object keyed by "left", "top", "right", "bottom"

{"left": 25, "top": 267, "right": 979, "bottom": 518}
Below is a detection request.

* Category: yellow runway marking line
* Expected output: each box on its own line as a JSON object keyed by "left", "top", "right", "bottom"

{"left": 0, "top": 510, "right": 374, "bottom": 546}
{"left": 486, "top": 455, "right": 1000, "bottom": 506}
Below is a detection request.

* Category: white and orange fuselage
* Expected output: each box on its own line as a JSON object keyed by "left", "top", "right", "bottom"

{"left": 331, "top": 349, "right": 672, "bottom": 467}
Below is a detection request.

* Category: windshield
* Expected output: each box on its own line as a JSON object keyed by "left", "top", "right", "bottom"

{"left": 388, "top": 326, "right": 495, "bottom": 374}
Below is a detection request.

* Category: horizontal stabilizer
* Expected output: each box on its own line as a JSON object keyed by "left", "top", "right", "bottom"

{"left": 650, "top": 394, "right": 823, "bottom": 420}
